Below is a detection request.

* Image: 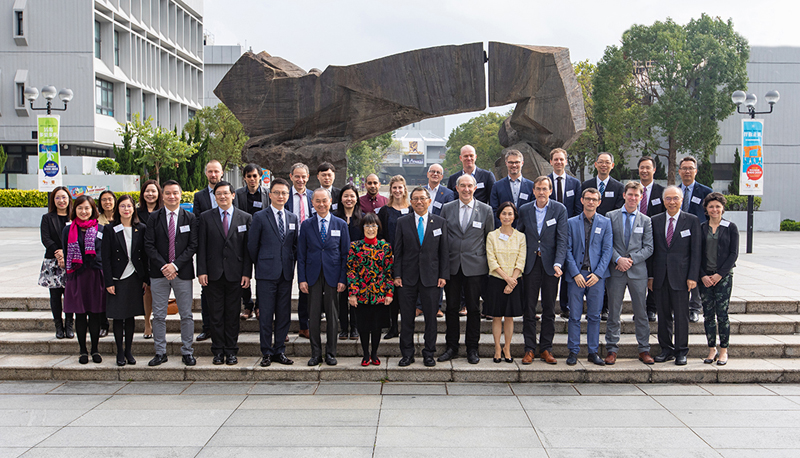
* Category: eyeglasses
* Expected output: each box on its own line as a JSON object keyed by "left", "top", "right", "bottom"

{"left": 271, "top": 191, "right": 289, "bottom": 196}
{"left": 364, "top": 224, "right": 378, "bottom": 229}
{"left": 410, "top": 197, "right": 429, "bottom": 202}
{"left": 596, "top": 161, "right": 612, "bottom": 165}
{"left": 679, "top": 167, "right": 696, "bottom": 172}
{"left": 506, "top": 161, "right": 522, "bottom": 165}
{"left": 663, "top": 196, "right": 682, "bottom": 202}
{"left": 583, "top": 197, "right": 600, "bottom": 203}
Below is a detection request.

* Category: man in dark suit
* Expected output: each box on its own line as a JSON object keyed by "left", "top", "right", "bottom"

{"left": 144, "top": 180, "right": 198, "bottom": 367}
{"left": 317, "top": 162, "right": 341, "bottom": 210}
{"left": 447, "top": 144, "right": 496, "bottom": 204}
{"left": 297, "top": 188, "right": 350, "bottom": 366}
{"left": 490, "top": 149, "right": 535, "bottom": 228}
{"left": 285, "top": 163, "right": 315, "bottom": 338}
{"left": 638, "top": 156, "right": 665, "bottom": 322}
{"left": 425, "top": 163, "right": 455, "bottom": 216}
{"left": 648, "top": 185, "right": 701, "bottom": 366}
{"left": 393, "top": 187, "right": 450, "bottom": 367}
{"left": 517, "top": 176, "right": 568, "bottom": 365}
{"left": 678, "top": 156, "right": 713, "bottom": 322}
{"left": 235, "top": 163, "right": 270, "bottom": 320}
{"left": 439, "top": 175, "right": 494, "bottom": 364}
{"left": 193, "top": 159, "right": 226, "bottom": 342}
{"left": 197, "top": 181, "right": 252, "bottom": 366}
{"left": 248, "top": 178, "right": 298, "bottom": 367}
{"left": 548, "top": 148, "right": 582, "bottom": 317}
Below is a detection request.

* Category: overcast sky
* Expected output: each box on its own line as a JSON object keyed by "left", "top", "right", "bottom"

{"left": 204, "top": 0, "right": 800, "bottom": 138}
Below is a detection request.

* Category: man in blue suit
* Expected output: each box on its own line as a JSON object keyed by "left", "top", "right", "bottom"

{"left": 248, "top": 178, "right": 298, "bottom": 367}
{"left": 490, "top": 149, "right": 534, "bottom": 228}
{"left": 547, "top": 148, "right": 583, "bottom": 318}
{"left": 285, "top": 163, "right": 315, "bottom": 338}
{"left": 678, "top": 156, "right": 712, "bottom": 322}
{"left": 564, "top": 188, "right": 613, "bottom": 366}
{"left": 425, "top": 163, "right": 455, "bottom": 216}
{"left": 447, "top": 144, "right": 496, "bottom": 204}
{"left": 297, "top": 188, "right": 351, "bottom": 366}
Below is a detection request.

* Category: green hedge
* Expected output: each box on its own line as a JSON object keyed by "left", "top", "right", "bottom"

{"left": 781, "top": 219, "right": 800, "bottom": 231}
{"left": 0, "top": 189, "right": 197, "bottom": 207}
{"left": 724, "top": 195, "right": 762, "bottom": 211}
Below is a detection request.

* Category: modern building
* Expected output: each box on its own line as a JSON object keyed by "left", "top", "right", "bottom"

{"left": 1, "top": 0, "right": 204, "bottom": 189}
{"left": 383, "top": 118, "right": 447, "bottom": 185}
{"left": 202, "top": 43, "right": 241, "bottom": 107}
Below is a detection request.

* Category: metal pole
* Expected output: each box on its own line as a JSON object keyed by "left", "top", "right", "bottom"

{"left": 747, "top": 195, "right": 753, "bottom": 253}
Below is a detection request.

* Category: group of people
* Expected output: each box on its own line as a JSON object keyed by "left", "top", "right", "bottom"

{"left": 38, "top": 145, "right": 738, "bottom": 369}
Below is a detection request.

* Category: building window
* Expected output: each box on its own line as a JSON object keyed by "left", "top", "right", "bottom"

{"left": 96, "top": 78, "right": 114, "bottom": 116}
{"left": 188, "top": 109, "right": 195, "bottom": 121}
{"left": 94, "top": 21, "right": 101, "bottom": 58}
{"left": 16, "top": 83, "right": 25, "bottom": 107}
{"left": 75, "top": 146, "right": 109, "bottom": 157}
{"left": 14, "top": 11, "right": 23, "bottom": 36}
{"left": 126, "top": 88, "right": 131, "bottom": 121}
{"left": 114, "top": 30, "right": 119, "bottom": 66}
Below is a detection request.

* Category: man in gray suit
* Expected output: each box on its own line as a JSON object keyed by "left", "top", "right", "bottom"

{"left": 605, "top": 181, "right": 655, "bottom": 365}
{"left": 439, "top": 174, "right": 495, "bottom": 364}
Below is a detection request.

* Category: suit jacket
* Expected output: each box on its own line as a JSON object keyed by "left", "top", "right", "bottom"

{"left": 447, "top": 167, "right": 496, "bottom": 204}
{"left": 440, "top": 199, "right": 495, "bottom": 276}
{"left": 491, "top": 176, "right": 535, "bottom": 227}
{"left": 428, "top": 185, "right": 455, "bottom": 216}
{"left": 248, "top": 206, "right": 298, "bottom": 282}
{"left": 284, "top": 188, "right": 315, "bottom": 221}
{"left": 606, "top": 208, "right": 653, "bottom": 280}
{"left": 682, "top": 181, "right": 713, "bottom": 223}
{"left": 643, "top": 183, "right": 665, "bottom": 217}
{"left": 582, "top": 177, "right": 625, "bottom": 216}
{"left": 40, "top": 212, "right": 68, "bottom": 259}
{"left": 297, "top": 214, "right": 350, "bottom": 288}
{"left": 700, "top": 220, "right": 739, "bottom": 278}
{"left": 61, "top": 224, "right": 104, "bottom": 272}
{"left": 193, "top": 187, "right": 237, "bottom": 216}
{"left": 197, "top": 207, "right": 253, "bottom": 282}
{"left": 144, "top": 207, "right": 198, "bottom": 280}
{"left": 393, "top": 212, "right": 450, "bottom": 287}
{"left": 647, "top": 211, "right": 701, "bottom": 291}
{"left": 235, "top": 186, "right": 270, "bottom": 215}
{"left": 328, "top": 187, "right": 341, "bottom": 211}
{"left": 548, "top": 173, "right": 583, "bottom": 218}
{"left": 102, "top": 222, "right": 149, "bottom": 287}
{"left": 564, "top": 213, "right": 613, "bottom": 281}
{"left": 516, "top": 199, "right": 568, "bottom": 276}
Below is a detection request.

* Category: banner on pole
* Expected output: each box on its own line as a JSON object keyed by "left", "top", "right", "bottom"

{"left": 37, "top": 115, "right": 61, "bottom": 192}
{"left": 741, "top": 119, "right": 764, "bottom": 196}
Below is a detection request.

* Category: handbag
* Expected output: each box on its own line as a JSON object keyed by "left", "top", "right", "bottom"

{"left": 167, "top": 298, "right": 179, "bottom": 315}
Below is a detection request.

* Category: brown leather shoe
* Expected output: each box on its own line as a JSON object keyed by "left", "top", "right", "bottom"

{"left": 604, "top": 351, "right": 617, "bottom": 365}
{"left": 415, "top": 308, "right": 423, "bottom": 317}
{"left": 521, "top": 350, "right": 535, "bottom": 365}
{"left": 298, "top": 329, "right": 310, "bottom": 339}
{"left": 639, "top": 351, "right": 655, "bottom": 365}
{"left": 240, "top": 309, "right": 253, "bottom": 320}
{"left": 539, "top": 349, "right": 557, "bottom": 365}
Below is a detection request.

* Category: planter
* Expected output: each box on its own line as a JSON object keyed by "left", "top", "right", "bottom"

{"left": 724, "top": 211, "right": 781, "bottom": 232}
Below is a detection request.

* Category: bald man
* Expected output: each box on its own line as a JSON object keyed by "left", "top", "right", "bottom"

{"left": 447, "top": 145, "right": 496, "bottom": 204}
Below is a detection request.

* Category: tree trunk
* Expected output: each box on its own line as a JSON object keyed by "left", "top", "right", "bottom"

{"left": 154, "top": 163, "right": 161, "bottom": 184}
{"left": 667, "top": 135, "right": 677, "bottom": 185}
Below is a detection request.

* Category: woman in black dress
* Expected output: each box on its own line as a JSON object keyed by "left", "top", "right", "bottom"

{"left": 377, "top": 175, "right": 411, "bottom": 339}
{"left": 38, "top": 186, "right": 73, "bottom": 339}
{"left": 334, "top": 184, "right": 364, "bottom": 341}
{"left": 62, "top": 195, "right": 106, "bottom": 364}
{"left": 96, "top": 189, "right": 117, "bottom": 337}
{"left": 136, "top": 179, "right": 162, "bottom": 339}
{"left": 103, "top": 195, "right": 149, "bottom": 366}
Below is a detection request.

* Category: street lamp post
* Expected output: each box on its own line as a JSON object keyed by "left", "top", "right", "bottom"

{"left": 24, "top": 85, "right": 73, "bottom": 114}
{"left": 731, "top": 90, "right": 780, "bottom": 254}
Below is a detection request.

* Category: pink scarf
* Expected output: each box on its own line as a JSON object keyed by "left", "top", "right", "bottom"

{"left": 66, "top": 218, "right": 98, "bottom": 273}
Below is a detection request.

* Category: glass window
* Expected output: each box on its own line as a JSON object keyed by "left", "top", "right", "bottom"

{"left": 114, "top": 30, "right": 119, "bottom": 66}
{"left": 16, "top": 83, "right": 25, "bottom": 107}
{"left": 95, "top": 78, "right": 114, "bottom": 116}
{"left": 94, "top": 21, "right": 101, "bottom": 58}
{"left": 142, "top": 93, "right": 147, "bottom": 119}
{"left": 126, "top": 88, "right": 131, "bottom": 121}
{"left": 15, "top": 11, "right": 23, "bottom": 36}
{"left": 188, "top": 109, "right": 195, "bottom": 121}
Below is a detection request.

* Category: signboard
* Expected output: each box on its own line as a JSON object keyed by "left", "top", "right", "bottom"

{"left": 68, "top": 185, "right": 109, "bottom": 199}
{"left": 741, "top": 119, "right": 764, "bottom": 196}
{"left": 402, "top": 154, "right": 424, "bottom": 166}
{"left": 37, "top": 115, "right": 61, "bottom": 191}
{"left": 261, "top": 168, "right": 271, "bottom": 191}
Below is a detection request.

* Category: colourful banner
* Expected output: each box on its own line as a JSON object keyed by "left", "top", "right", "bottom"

{"left": 68, "top": 185, "right": 109, "bottom": 199}
{"left": 37, "top": 115, "right": 61, "bottom": 191}
{"left": 261, "top": 169, "right": 271, "bottom": 190}
{"left": 741, "top": 119, "right": 764, "bottom": 196}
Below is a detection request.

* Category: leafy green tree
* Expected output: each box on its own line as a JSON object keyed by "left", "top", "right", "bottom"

{"left": 444, "top": 112, "right": 506, "bottom": 174}
{"left": 0, "top": 145, "right": 6, "bottom": 174}
{"left": 138, "top": 127, "right": 197, "bottom": 184}
{"left": 594, "top": 14, "right": 749, "bottom": 184}
{"left": 114, "top": 123, "right": 137, "bottom": 175}
{"left": 184, "top": 104, "right": 248, "bottom": 172}
{"left": 346, "top": 131, "right": 394, "bottom": 181}
{"left": 96, "top": 158, "right": 120, "bottom": 175}
{"left": 728, "top": 148, "right": 740, "bottom": 195}
{"left": 566, "top": 60, "right": 597, "bottom": 181}
{"left": 696, "top": 155, "right": 714, "bottom": 188}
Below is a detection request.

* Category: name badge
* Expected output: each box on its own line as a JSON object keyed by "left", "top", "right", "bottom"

{"left": 238, "top": 225, "right": 247, "bottom": 233}
{"left": 331, "top": 203, "right": 338, "bottom": 210}
{"left": 331, "top": 230, "right": 341, "bottom": 237}
{"left": 691, "top": 196, "right": 701, "bottom": 205}
{"left": 433, "top": 201, "right": 442, "bottom": 208}
{"left": 253, "top": 201, "right": 263, "bottom": 208}
{"left": 680, "top": 229, "right": 691, "bottom": 238}
{"left": 96, "top": 231, "right": 103, "bottom": 239}
{"left": 180, "top": 225, "right": 190, "bottom": 233}
{"left": 476, "top": 182, "right": 485, "bottom": 189}
{"left": 594, "top": 227, "right": 602, "bottom": 234}
{"left": 546, "top": 218, "right": 556, "bottom": 227}
{"left": 472, "top": 221, "right": 482, "bottom": 229}
{"left": 374, "top": 207, "right": 382, "bottom": 213}
{"left": 65, "top": 222, "right": 71, "bottom": 226}
{"left": 566, "top": 190, "right": 575, "bottom": 197}
{"left": 634, "top": 227, "right": 644, "bottom": 234}
{"left": 720, "top": 220, "right": 730, "bottom": 227}
{"left": 433, "top": 228, "right": 442, "bottom": 237}
{"left": 113, "top": 224, "right": 124, "bottom": 233}
{"left": 519, "top": 192, "right": 529, "bottom": 200}
{"left": 400, "top": 208, "right": 409, "bottom": 215}
{"left": 498, "top": 233, "right": 510, "bottom": 241}
{"left": 289, "top": 223, "right": 296, "bottom": 230}
{"left": 651, "top": 198, "right": 661, "bottom": 206}
{"left": 605, "top": 191, "right": 615, "bottom": 198}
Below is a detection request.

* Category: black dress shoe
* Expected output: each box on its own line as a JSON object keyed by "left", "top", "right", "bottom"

{"left": 260, "top": 355, "right": 272, "bottom": 367}
{"left": 92, "top": 353, "right": 102, "bottom": 363}
{"left": 437, "top": 348, "right": 458, "bottom": 362}
{"left": 467, "top": 350, "right": 480, "bottom": 364}
{"left": 349, "top": 330, "right": 359, "bottom": 340}
{"left": 675, "top": 356, "right": 687, "bottom": 366}
{"left": 182, "top": 354, "right": 196, "bottom": 366}
{"left": 308, "top": 356, "right": 322, "bottom": 366}
{"left": 338, "top": 331, "right": 349, "bottom": 340}
{"left": 560, "top": 310, "right": 570, "bottom": 319}
{"left": 125, "top": 354, "right": 136, "bottom": 365}
{"left": 398, "top": 356, "right": 415, "bottom": 367}
{"left": 79, "top": 353, "right": 89, "bottom": 365}
{"left": 325, "top": 354, "right": 337, "bottom": 366}
{"left": 703, "top": 350, "right": 719, "bottom": 364}
{"left": 383, "top": 331, "right": 398, "bottom": 340}
{"left": 566, "top": 353, "right": 578, "bottom": 366}
{"left": 148, "top": 354, "right": 168, "bottom": 366}
{"left": 99, "top": 328, "right": 108, "bottom": 338}
{"left": 587, "top": 353, "right": 605, "bottom": 366}
{"left": 272, "top": 353, "right": 294, "bottom": 365}
{"left": 647, "top": 311, "right": 657, "bottom": 322}
{"left": 689, "top": 311, "right": 700, "bottom": 323}
{"left": 653, "top": 352, "right": 675, "bottom": 363}
{"left": 226, "top": 355, "right": 238, "bottom": 365}
{"left": 116, "top": 353, "right": 126, "bottom": 366}
{"left": 213, "top": 354, "right": 224, "bottom": 365}
{"left": 424, "top": 356, "right": 436, "bottom": 367}
{"left": 196, "top": 332, "right": 211, "bottom": 341}
{"left": 600, "top": 311, "right": 609, "bottom": 321}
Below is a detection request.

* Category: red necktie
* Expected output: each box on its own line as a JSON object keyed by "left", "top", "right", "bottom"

{"left": 640, "top": 187, "right": 648, "bottom": 214}
{"left": 168, "top": 212, "right": 176, "bottom": 263}
{"left": 666, "top": 217, "right": 675, "bottom": 247}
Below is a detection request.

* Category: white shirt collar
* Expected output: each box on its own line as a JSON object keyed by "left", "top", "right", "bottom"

{"left": 461, "top": 199, "right": 474, "bottom": 209}
{"left": 553, "top": 171, "right": 567, "bottom": 180}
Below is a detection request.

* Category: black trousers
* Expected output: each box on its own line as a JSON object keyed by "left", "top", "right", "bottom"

{"left": 399, "top": 282, "right": 439, "bottom": 359}
{"left": 522, "top": 255, "right": 559, "bottom": 354}
{"left": 256, "top": 277, "right": 292, "bottom": 356}
{"left": 200, "top": 287, "right": 211, "bottom": 333}
{"left": 655, "top": 276, "right": 690, "bottom": 358}
{"left": 242, "top": 284, "right": 257, "bottom": 312}
{"left": 646, "top": 289, "right": 657, "bottom": 315}
{"left": 298, "top": 291, "right": 309, "bottom": 331}
{"left": 206, "top": 279, "right": 242, "bottom": 356}
{"left": 338, "top": 290, "right": 357, "bottom": 333}
{"left": 557, "top": 276, "right": 569, "bottom": 313}
{"left": 444, "top": 268, "right": 481, "bottom": 353}
{"left": 308, "top": 280, "right": 339, "bottom": 358}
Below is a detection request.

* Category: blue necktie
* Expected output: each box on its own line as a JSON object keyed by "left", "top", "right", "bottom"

{"left": 598, "top": 181, "right": 606, "bottom": 196}
{"left": 417, "top": 216, "right": 424, "bottom": 245}
{"left": 320, "top": 217, "right": 327, "bottom": 244}
{"left": 624, "top": 213, "right": 633, "bottom": 248}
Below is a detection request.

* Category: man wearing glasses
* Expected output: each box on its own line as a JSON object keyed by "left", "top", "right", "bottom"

{"left": 678, "top": 156, "right": 712, "bottom": 323}
{"left": 235, "top": 164, "right": 270, "bottom": 320}
{"left": 425, "top": 163, "right": 454, "bottom": 216}
{"left": 490, "top": 149, "right": 534, "bottom": 228}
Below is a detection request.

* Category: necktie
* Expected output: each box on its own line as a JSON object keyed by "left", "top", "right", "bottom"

{"left": 682, "top": 187, "right": 690, "bottom": 211}
{"left": 461, "top": 204, "right": 470, "bottom": 232}
{"left": 277, "top": 210, "right": 285, "bottom": 242}
{"left": 222, "top": 210, "right": 229, "bottom": 237}
{"left": 557, "top": 177, "right": 563, "bottom": 203}
{"left": 624, "top": 213, "right": 633, "bottom": 248}
{"left": 298, "top": 193, "right": 306, "bottom": 223}
{"left": 598, "top": 180, "right": 606, "bottom": 196}
{"left": 640, "top": 187, "right": 648, "bottom": 214}
{"left": 417, "top": 216, "right": 425, "bottom": 245}
{"left": 168, "top": 211, "right": 176, "bottom": 263}
{"left": 666, "top": 216, "right": 675, "bottom": 247}
{"left": 320, "top": 217, "right": 327, "bottom": 244}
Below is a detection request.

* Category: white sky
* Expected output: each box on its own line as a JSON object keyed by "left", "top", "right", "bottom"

{"left": 204, "top": 0, "right": 800, "bottom": 138}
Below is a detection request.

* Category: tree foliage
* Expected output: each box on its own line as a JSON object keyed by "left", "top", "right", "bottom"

{"left": 444, "top": 112, "right": 507, "bottom": 174}
{"left": 116, "top": 114, "right": 197, "bottom": 184}
{"left": 346, "top": 132, "right": 395, "bottom": 181}
{"left": 184, "top": 104, "right": 248, "bottom": 172}
{"left": 728, "top": 148, "right": 740, "bottom": 195}
{"left": 0, "top": 145, "right": 6, "bottom": 174}
{"left": 594, "top": 14, "right": 749, "bottom": 184}
{"left": 96, "top": 158, "right": 120, "bottom": 175}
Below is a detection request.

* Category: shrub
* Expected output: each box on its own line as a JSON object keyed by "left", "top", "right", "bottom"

{"left": 0, "top": 189, "right": 198, "bottom": 207}
{"left": 781, "top": 219, "right": 800, "bottom": 231}
{"left": 97, "top": 158, "right": 120, "bottom": 175}
{"left": 724, "top": 195, "right": 761, "bottom": 211}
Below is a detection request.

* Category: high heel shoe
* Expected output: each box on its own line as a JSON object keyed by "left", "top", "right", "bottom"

{"left": 703, "top": 350, "right": 718, "bottom": 364}
{"left": 717, "top": 352, "right": 728, "bottom": 366}
{"left": 493, "top": 355, "right": 502, "bottom": 363}
{"left": 503, "top": 349, "right": 514, "bottom": 363}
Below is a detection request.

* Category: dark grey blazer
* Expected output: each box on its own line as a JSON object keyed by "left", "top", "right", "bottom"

{"left": 197, "top": 207, "right": 252, "bottom": 283}
{"left": 440, "top": 199, "right": 494, "bottom": 277}
{"left": 235, "top": 186, "right": 270, "bottom": 215}
{"left": 648, "top": 211, "right": 701, "bottom": 291}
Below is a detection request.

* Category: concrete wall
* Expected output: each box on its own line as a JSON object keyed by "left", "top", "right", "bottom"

{"left": 0, "top": 207, "right": 47, "bottom": 227}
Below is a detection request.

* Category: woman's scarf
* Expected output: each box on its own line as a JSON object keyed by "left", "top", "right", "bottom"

{"left": 66, "top": 218, "right": 98, "bottom": 273}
